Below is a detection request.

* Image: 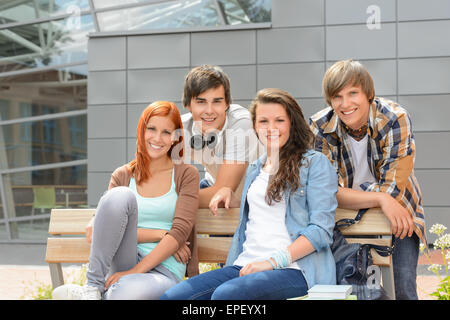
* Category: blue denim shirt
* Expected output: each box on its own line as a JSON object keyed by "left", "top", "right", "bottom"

{"left": 225, "top": 149, "right": 338, "bottom": 288}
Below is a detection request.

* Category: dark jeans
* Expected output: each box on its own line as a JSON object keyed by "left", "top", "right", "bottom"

{"left": 392, "top": 232, "right": 420, "bottom": 300}
{"left": 160, "top": 265, "right": 308, "bottom": 300}
{"left": 199, "top": 178, "right": 212, "bottom": 189}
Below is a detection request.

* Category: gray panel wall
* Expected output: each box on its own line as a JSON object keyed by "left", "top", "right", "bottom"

{"left": 88, "top": 0, "right": 450, "bottom": 243}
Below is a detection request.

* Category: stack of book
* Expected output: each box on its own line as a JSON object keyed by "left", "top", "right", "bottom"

{"left": 289, "top": 285, "right": 355, "bottom": 300}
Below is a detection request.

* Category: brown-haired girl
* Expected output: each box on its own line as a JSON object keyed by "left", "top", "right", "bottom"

{"left": 162, "top": 89, "right": 338, "bottom": 300}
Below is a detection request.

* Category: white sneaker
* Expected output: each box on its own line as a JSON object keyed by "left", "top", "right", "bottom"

{"left": 52, "top": 284, "right": 101, "bottom": 300}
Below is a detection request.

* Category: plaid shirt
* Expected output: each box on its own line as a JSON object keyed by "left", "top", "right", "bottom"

{"left": 309, "top": 97, "right": 426, "bottom": 244}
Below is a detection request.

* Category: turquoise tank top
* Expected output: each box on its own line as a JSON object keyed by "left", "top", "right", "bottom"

{"left": 129, "top": 168, "right": 186, "bottom": 280}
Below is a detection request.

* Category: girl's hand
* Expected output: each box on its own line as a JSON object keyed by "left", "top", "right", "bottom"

{"left": 85, "top": 217, "right": 94, "bottom": 244}
{"left": 239, "top": 260, "right": 274, "bottom": 277}
{"left": 105, "top": 270, "right": 135, "bottom": 289}
{"left": 174, "top": 241, "right": 191, "bottom": 264}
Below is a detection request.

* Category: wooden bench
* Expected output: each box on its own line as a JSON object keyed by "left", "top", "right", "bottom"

{"left": 45, "top": 207, "right": 394, "bottom": 299}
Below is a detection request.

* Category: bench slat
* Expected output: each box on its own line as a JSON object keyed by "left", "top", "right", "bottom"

{"left": 196, "top": 208, "right": 239, "bottom": 235}
{"left": 196, "top": 207, "right": 391, "bottom": 236}
{"left": 49, "top": 207, "right": 391, "bottom": 236}
{"left": 335, "top": 208, "right": 391, "bottom": 236}
{"left": 44, "top": 237, "right": 390, "bottom": 266}
{"left": 48, "top": 209, "right": 96, "bottom": 235}
{"left": 197, "top": 237, "right": 232, "bottom": 264}
{"left": 45, "top": 238, "right": 90, "bottom": 263}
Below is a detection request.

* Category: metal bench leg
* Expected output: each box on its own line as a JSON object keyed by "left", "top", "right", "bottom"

{"left": 381, "top": 265, "right": 395, "bottom": 300}
{"left": 49, "top": 263, "right": 65, "bottom": 289}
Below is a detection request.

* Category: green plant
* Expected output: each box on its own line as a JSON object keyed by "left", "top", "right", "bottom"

{"left": 21, "top": 264, "right": 88, "bottom": 300}
{"left": 420, "top": 223, "right": 450, "bottom": 300}
{"left": 199, "top": 262, "right": 221, "bottom": 274}
{"left": 21, "top": 277, "right": 53, "bottom": 300}
{"left": 66, "top": 263, "right": 88, "bottom": 286}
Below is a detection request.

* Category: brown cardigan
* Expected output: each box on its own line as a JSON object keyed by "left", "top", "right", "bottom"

{"left": 109, "top": 162, "right": 200, "bottom": 277}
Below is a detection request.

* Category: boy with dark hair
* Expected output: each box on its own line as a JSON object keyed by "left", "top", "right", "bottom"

{"left": 182, "top": 65, "right": 260, "bottom": 209}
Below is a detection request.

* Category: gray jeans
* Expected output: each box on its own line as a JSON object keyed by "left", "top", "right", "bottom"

{"left": 87, "top": 186, "right": 179, "bottom": 300}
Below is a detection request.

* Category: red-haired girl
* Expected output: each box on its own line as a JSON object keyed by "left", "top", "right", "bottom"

{"left": 53, "top": 101, "right": 199, "bottom": 300}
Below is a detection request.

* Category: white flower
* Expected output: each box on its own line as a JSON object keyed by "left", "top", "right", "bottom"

{"left": 428, "top": 264, "right": 442, "bottom": 274}
{"left": 433, "top": 234, "right": 450, "bottom": 250}
{"left": 419, "top": 243, "right": 426, "bottom": 253}
{"left": 429, "top": 224, "right": 447, "bottom": 236}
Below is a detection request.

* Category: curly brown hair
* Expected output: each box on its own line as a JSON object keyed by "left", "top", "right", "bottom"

{"left": 249, "top": 88, "right": 313, "bottom": 205}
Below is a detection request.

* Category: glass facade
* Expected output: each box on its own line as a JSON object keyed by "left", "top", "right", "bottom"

{"left": 94, "top": 0, "right": 271, "bottom": 32}
{"left": 0, "top": 1, "right": 91, "bottom": 25}
{"left": 0, "top": 0, "right": 270, "bottom": 242}
{"left": 1, "top": 14, "right": 94, "bottom": 73}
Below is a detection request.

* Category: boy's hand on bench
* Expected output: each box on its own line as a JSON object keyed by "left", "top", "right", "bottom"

{"left": 378, "top": 193, "right": 415, "bottom": 239}
{"left": 209, "top": 187, "right": 240, "bottom": 216}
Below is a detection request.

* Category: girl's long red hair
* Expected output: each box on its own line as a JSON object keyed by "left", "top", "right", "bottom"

{"left": 128, "top": 101, "right": 183, "bottom": 184}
